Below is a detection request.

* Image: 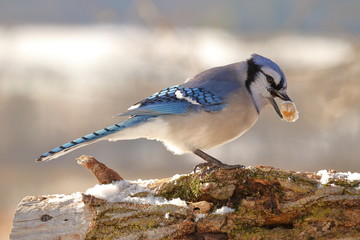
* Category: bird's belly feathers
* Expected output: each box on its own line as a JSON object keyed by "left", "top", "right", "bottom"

{"left": 162, "top": 111, "right": 257, "bottom": 154}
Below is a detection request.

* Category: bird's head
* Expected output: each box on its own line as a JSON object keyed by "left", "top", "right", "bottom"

{"left": 246, "top": 54, "right": 292, "bottom": 119}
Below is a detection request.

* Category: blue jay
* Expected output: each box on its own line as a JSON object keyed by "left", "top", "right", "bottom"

{"left": 36, "top": 54, "right": 293, "bottom": 167}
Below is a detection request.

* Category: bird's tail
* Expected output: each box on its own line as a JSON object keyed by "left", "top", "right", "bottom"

{"left": 36, "top": 115, "right": 154, "bottom": 162}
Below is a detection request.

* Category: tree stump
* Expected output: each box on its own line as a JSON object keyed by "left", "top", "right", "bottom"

{"left": 10, "top": 157, "right": 360, "bottom": 240}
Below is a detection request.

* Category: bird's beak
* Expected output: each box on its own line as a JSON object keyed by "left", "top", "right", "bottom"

{"left": 268, "top": 89, "right": 292, "bottom": 119}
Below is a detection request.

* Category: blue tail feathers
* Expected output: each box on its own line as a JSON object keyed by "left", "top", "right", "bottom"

{"left": 36, "top": 115, "right": 154, "bottom": 162}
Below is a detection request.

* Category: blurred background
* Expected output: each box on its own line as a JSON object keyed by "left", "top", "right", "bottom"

{"left": 1, "top": 0, "right": 360, "bottom": 238}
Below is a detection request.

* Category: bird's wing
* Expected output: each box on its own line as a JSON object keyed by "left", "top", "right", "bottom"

{"left": 118, "top": 85, "right": 225, "bottom": 117}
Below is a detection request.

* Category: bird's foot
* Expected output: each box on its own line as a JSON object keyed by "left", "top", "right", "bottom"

{"left": 193, "top": 162, "right": 245, "bottom": 174}
{"left": 192, "top": 149, "right": 245, "bottom": 174}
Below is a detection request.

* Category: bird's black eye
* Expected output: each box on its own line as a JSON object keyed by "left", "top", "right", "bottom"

{"left": 266, "top": 75, "right": 274, "bottom": 84}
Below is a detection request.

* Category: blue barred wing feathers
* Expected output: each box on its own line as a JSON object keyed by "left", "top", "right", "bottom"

{"left": 119, "top": 85, "right": 225, "bottom": 116}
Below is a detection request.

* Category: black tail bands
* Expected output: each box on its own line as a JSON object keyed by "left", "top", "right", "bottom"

{"left": 36, "top": 115, "right": 154, "bottom": 162}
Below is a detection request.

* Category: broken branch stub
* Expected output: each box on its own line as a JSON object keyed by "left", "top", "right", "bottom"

{"left": 76, "top": 155, "right": 123, "bottom": 184}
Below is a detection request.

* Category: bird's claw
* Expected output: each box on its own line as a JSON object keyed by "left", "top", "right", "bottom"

{"left": 193, "top": 162, "right": 245, "bottom": 174}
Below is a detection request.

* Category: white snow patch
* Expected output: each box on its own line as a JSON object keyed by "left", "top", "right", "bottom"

{"left": 85, "top": 180, "right": 187, "bottom": 207}
{"left": 195, "top": 213, "right": 206, "bottom": 222}
{"left": 130, "top": 178, "right": 158, "bottom": 187}
{"left": 167, "top": 198, "right": 188, "bottom": 207}
{"left": 317, "top": 170, "right": 360, "bottom": 185}
{"left": 347, "top": 172, "right": 360, "bottom": 181}
{"left": 170, "top": 173, "right": 188, "bottom": 181}
{"left": 213, "top": 206, "right": 235, "bottom": 215}
{"left": 317, "top": 170, "right": 330, "bottom": 184}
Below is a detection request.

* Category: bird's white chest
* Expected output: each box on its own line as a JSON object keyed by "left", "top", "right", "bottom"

{"left": 158, "top": 90, "right": 259, "bottom": 154}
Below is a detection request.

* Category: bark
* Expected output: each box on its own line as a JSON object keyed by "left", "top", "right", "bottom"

{"left": 11, "top": 159, "right": 360, "bottom": 240}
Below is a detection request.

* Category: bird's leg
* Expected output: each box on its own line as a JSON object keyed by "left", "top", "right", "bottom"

{"left": 193, "top": 149, "right": 225, "bottom": 165}
{"left": 193, "top": 149, "right": 245, "bottom": 172}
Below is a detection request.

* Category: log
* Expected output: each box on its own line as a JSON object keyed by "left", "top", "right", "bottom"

{"left": 10, "top": 157, "right": 360, "bottom": 240}
{"left": 11, "top": 193, "right": 93, "bottom": 240}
